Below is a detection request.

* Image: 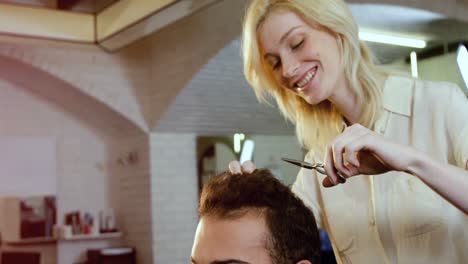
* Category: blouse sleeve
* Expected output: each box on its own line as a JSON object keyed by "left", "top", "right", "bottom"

{"left": 445, "top": 84, "right": 468, "bottom": 169}
{"left": 291, "top": 151, "right": 324, "bottom": 228}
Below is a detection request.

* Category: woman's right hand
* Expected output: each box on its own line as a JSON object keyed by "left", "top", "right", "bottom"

{"left": 229, "top": 160, "right": 256, "bottom": 174}
{"left": 322, "top": 124, "right": 420, "bottom": 187}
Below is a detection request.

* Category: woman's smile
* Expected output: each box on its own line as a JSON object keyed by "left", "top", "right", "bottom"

{"left": 294, "top": 66, "right": 318, "bottom": 92}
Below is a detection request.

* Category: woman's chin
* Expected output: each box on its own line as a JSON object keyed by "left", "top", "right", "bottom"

{"left": 302, "top": 94, "right": 323, "bottom": 105}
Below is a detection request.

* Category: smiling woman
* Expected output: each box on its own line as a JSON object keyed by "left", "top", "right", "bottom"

{"left": 241, "top": 0, "right": 468, "bottom": 263}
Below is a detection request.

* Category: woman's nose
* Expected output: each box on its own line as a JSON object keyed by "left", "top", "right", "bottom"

{"left": 283, "top": 61, "right": 299, "bottom": 78}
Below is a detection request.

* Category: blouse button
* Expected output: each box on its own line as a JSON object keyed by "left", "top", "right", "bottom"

{"left": 369, "top": 217, "right": 376, "bottom": 226}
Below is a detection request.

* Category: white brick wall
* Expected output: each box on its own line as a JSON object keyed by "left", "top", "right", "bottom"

{"left": 0, "top": 60, "right": 146, "bottom": 263}
{"left": 116, "top": 135, "right": 154, "bottom": 264}
{"left": 0, "top": 37, "right": 151, "bottom": 132}
{"left": 150, "top": 133, "right": 198, "bottom": 264}
{"left": 155, "top": 38, "right": 294, "bottom": 135}
{"left": 147, "top": 0, "right": 250, "bottom": 131}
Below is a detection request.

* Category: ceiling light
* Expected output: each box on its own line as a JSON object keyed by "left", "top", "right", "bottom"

{"left": 359, "top": 31, "right": 426, "bottom": 48}
{"left": 410, "top": 51, "right": 418, "bottom": 78}
{"left": 457, "top": 45, "right": 468, "bottom": 92}
{"left": 233, "top": 133, "right": 243, "bottom": 153}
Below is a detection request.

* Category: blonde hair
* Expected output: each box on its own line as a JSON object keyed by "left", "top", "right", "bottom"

{"left": 242, "top": 0, "right": 386, "bottom": 154}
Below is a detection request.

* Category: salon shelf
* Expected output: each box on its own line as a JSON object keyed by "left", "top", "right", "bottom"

{"left": 59, "top": 232, "right": 122, "bottom": 242}
{"left": 4, "top": 232, "right": 122, "bottom": 246}
{"left": 5, "top": 237, "right": 57, "bottom": 246}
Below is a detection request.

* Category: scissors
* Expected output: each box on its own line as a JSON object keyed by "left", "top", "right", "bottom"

{"left": 281, "top": 157, "right": 346, "bottom": 183}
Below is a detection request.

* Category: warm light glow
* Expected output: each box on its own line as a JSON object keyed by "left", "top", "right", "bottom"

{"left": 240, "top": 140, "right": 255, "bottom": 164}
{"left": 359, "top": 31, "right": 426, "bottom": 48}
{"left": 410, "top": 51, "right": 418, "bottom": 78}
{"left": 457, "top": 45, "right": 468, "bottom": 91}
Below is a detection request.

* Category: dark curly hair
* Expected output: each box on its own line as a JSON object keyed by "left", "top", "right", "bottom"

{"left": 199, "top": 169, "right": 321, "bottom": 264}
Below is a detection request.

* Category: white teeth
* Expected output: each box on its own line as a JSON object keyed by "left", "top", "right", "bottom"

{"left": 296, "top": 69, "right": 316, "bottom": 90}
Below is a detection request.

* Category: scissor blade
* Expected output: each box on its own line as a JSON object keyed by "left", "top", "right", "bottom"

{"left": 282, "top": 157, "right": 347, "bottom": 183}
{"left": 281, "top": 157, "right": 314, "bottom": 169}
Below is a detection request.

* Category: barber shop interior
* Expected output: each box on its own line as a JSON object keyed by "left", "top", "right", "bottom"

{"left": 0, "top": 0, "right": 466, "bottom": 264}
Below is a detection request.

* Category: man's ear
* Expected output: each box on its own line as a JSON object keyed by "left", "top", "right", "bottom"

{"left": 296, "top": 260, "right": 312, "bottom": 264}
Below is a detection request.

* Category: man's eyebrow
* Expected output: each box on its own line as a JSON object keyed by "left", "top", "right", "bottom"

{"left": 191, "top": 257, "right": 249, "bottom": 264}
{"left": 211, "top": 260, "right": 250, "bottom": 264}
{"left": 264, "top": 25, "right": 302, "bottom": 59}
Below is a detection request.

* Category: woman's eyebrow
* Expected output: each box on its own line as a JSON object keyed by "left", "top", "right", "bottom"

{"left": 263, "top": 26, "right": 302, "bottom": 58}
{"left": 279, "top": 25, "right": 302, "bottom": 44}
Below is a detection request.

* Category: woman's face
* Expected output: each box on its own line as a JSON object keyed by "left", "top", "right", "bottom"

{"left": 258, "top": 10, "right": 345, "bottom": 105}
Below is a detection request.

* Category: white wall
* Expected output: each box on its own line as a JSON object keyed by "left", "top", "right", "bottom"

{"left": 0, "top": 54, "right": 144, "bottom": 263}
{"left": 0, "top": 137, "right": 56, "bottom": 196}
{"left": 113, "top": 135, "right": 153, "bottom": 264}
{"left": 418, "top": 53, "right": 467, "bottom": 93}
{"left": 389, "top": 52, "right": 466, "bottom": 93}
{"left": 150, "top": 133, "right": 198, "bottom": 264}
{"left": 251, "top": 135, "right": 304, "bottom": 186}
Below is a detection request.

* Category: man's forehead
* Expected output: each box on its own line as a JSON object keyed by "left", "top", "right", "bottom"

{"left": 202, "top": 213, "right": 268, "bottom": 244}
{"left": 191, "top": 214, "right": 271, "bottom": 264}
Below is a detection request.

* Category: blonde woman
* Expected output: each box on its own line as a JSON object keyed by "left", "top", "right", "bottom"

{"left": 231, "top": 0, "right": 468, "bottom": 263}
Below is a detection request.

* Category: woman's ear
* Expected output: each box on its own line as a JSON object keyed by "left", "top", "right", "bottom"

{"left": 296, "top": 260, "right": 312, "bottom": 264}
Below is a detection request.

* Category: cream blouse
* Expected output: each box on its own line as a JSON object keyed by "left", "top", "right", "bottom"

{"left": 292, "top": 76, "right": 468, "bottom": 264}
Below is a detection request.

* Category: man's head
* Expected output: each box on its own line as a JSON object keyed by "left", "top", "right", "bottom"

{"left": 191, "top": 169, "right": 321, "bottom": 264}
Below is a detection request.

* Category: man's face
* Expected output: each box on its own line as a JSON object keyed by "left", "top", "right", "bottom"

{"left": 191, "top": 212, "right": 273, "bottom": 264}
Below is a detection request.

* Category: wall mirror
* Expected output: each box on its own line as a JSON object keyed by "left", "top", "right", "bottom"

{"left": 196, "top": 134, "right": 305, "bottom": 195}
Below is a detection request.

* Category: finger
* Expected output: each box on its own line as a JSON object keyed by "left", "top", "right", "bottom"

{"left": 330, "top": 124, "right": 367, "bottom": 178}
{"left": 342, "top": 129, "right": 369, "bottom": 168}
{"left": 344, "top": 133, "right": 374, "bottom": 167}
{"left": 343, "top": 131, "right": 368, "bottom": 167}
{"left": 241, "top": 160, "right": 256, "bottom": 173}
{"left": 331, "top": 141, "right": 351, "bottom": 178}
{"left": 324, "top": 144, "right": 339, "bottom": 185}
{"left": 322, "top": 176, "right": 335, "bottom": 188}
{"left": 228, "top": 160, "right": 242, "bottom": 174}
{"left": 345, "top": 163, "right": 360, "bottom": 175}
{"left": 345, "top": 151, "right": 360, "bottom": 168}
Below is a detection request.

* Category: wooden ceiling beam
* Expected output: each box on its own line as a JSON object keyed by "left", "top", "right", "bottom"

{"left": 44, "top": 0, "right": 58, "bottom": 9}
{"left": 0, "top": 3, "right": 94, "bottom": 42}
{"left": 57, "top": 0, "right": 82, "bottom": 10}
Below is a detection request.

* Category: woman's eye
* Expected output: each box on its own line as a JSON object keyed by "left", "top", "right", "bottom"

{"left": 291, "top": 39, "right": 304, "bottom": 50}
{"left": 268, "top": 59, "right": 280, "bottom": 70}
{"left": 273, "top": 61, "right": 281, "bottom": 70}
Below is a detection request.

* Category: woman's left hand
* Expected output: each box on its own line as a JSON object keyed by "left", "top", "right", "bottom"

{"left": 322, "top": 124, "right": 421, "bottom": 187}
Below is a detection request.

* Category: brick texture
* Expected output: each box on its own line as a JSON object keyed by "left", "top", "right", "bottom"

{"left": 150, "top": 133, "right": 198, "bottom": 264}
